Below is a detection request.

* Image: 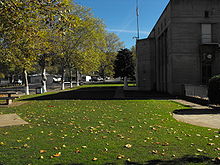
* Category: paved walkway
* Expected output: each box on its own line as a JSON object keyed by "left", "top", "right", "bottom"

{"left": 172, "top": 99, "right": 220, "bottom": 129}
{"left": 0, "top": 114, "right": 28, "bottom": 127}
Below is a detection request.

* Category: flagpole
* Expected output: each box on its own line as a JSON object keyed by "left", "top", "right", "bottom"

{"left": 136, "top": 0, "right": 140, "bottom": 39}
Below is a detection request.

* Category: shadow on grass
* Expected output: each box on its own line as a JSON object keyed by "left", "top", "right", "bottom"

{"left": 173, "top": 108, "right": 220, "bottom": 115}
{"left": 22, "top": 86, "right": 176, "bottom": 101}
{"left": 55, "top": 155, "right": 218, "bottom": 165}
{"left": 124, "top": 155, "right": 216, "bottom": 165}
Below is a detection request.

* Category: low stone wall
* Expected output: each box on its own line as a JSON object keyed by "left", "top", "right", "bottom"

{"left": 184, "top": 84, "right": 208, "bottom": 99}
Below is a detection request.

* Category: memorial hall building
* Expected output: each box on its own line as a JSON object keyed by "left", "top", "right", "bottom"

{"left": 137, "top": 0, "right": 220, "bottom": 95}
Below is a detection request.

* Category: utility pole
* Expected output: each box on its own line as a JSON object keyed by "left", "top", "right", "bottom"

{"left": 136, "top": 0, "right": 140, "bottom": 39}
{"left": 135, "top": 0, "right": 140, "bottom": 86}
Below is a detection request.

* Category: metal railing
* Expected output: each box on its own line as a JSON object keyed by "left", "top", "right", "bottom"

{"left": 184, "top": 84, "right": 208, "bottom": 99}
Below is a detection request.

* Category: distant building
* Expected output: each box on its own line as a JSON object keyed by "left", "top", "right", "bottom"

{"left": 29, "top": 74, "right": 54, "bottom": 84}
{"left": 137, "top": 0, "right": 220, "bottom": 95}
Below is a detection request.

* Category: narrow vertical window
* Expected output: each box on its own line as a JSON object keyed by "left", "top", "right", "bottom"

{"left": 204, "top": 11, "right": 209, "bottom": 18}
{"left": 201, "top": 24, "right": 212, "bottom": 43}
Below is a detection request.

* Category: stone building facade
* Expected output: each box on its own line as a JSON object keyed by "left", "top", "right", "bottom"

{"left": 137, "top": 0, "right": 220, "bottom": 95}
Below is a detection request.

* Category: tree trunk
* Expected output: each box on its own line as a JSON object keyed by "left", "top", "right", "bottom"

{"left": 76, "top": 69, "right": 80, "bottom": 86}
{"left": 61, "top": 67, "right": 65, "bottom": 90}
{"left": 9, "top": 74, "right": 14, "bottom": 84}
{"left": 41, "top": 68, "right": 47, "bottom": 93}
{"left": 69, "top": 69, "right": 73, "bottom": 88}
{"left": 23, "top": 69, "right": 29, "bottom": 95}
{"left": 102, "top": 68, "right": 106, "bottom": 83}
{"left": 124, "top": 76, "right": 128, "bottom": 88}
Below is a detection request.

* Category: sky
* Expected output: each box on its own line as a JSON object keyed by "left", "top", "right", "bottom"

{"left": 74, "top": 0, "right": 170, "bottom": 49}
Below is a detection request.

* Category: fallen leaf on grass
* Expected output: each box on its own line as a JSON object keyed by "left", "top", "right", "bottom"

{"left": 207, "top": 143, "right": 215, "bottom": 146}
{"left": 152, "top": 150, "right": 158, "bottom": 154}
{"left": 3, "top": 132, "right": 9, "bottom": 135}
{"left": 212, "top": 157, "right": 220, "bottom": 163}
{"left": 197, "top": 149, "right": 203, "bottom": 152}
{"left": 23, "top": 144, "right": 30, "bottom": 148}
{"left": 39, "top": 150, "right": 47, "bottom": 153}
{"left": 39, "top": 156, "right": 44, "bottom": 159}
{"left": 53, "top": 152, "right": 61, "bottom": 157}
{"left": 124, "top": 144, "right": 132, "bottom": 148}
{"left": 0, "top": 142, "right": 5, "bottom": 145}
{"left": 117, "top": 134, "right": 125, "bottom": 139}
{"left": 47, "top": 105, "right": 56, "bottom": 108}
{"left": 92, "top": 157, "right": 98, "bottom": 161}
{"left": 162, "top": 142, "right": 169, "bottom": 146}
{"left": 117, "top": 154, "right": 125, "bottom": 159}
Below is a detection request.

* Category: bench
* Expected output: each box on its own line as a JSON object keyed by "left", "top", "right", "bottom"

{"left": 0, "top": 92, "right": 19, "bottom": 105}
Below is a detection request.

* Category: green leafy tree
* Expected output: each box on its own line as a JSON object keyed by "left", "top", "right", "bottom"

{"left": 53, "top": 5, "right": 107, "bottom": 89}
{"left": 99, "top": 32, "right": 124, "bottom": 80}
{"left": 114, "top": 48, "right": 135, "bottom": 87}
{"left": 0, "top": 0, "right": 81, "bottom": 93}
{"left": 36, "top": 0, "right": 81, "bottom": 91}
{"left": 0, "top": 0, "right": 43, "bottom": 94}
{"left": 0, "top": 0, "right": 110, "bottom": 93}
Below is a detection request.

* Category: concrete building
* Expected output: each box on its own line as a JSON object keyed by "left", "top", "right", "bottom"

{"left": 137, "top": 0, "right": 220, "bottom": 95}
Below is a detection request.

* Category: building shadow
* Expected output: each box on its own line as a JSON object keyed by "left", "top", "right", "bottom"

{"left": 55, "top": 155, "right": 217, "bottom": 165}
{"left": 183, "top": 96, "right": 209, "bottom": 106}
{"left": 22, "top": 87, "right": 176, "bottom": 101}
{"left": 173, "top": 108, "right": 220, "bottom": 115}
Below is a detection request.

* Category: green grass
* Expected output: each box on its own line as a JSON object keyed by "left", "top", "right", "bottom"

{"left": 0, "top": 85, "right": 219, "bottom": 165}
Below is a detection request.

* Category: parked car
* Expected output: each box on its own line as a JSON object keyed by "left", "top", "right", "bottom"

{"left": 14, "top": 79, "right": 22, "bottom": 85}
{"left": 53, "top": 77, "right": 61, "bottom": 83}
{"left": 89, "top": 76, "right": 103, "bottom": 82}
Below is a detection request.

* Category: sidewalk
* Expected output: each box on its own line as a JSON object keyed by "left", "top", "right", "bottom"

{"left": 172, "top": 99, "right": 220, "bottom": 129}
{"left": 0, "top": 114, "right": 28, "bottom": 127}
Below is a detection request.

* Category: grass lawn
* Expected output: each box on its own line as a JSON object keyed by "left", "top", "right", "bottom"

{"left": 0, "top": 85, "right": 219, "bottom": 164}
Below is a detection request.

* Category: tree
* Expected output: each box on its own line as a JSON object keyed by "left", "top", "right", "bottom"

{"left": 53, "top": 5, "right": 107, "bottom": 89}
{"left": 114, "top": 48, "right": 135, "bottom": 87}
{"left": 99, "top": 32, "right": 124, "bottom": 80}
{"left": 0, "top": 0, "right": 109, "bottom": 93}
{"left": 0, "top": 0, "right": 42, "bottom": 94}
{"left": 36, "top": 0, "right": 82, "bottom": 91}
{"left": 0, "top": 0, "right": 82, "bottom": 93}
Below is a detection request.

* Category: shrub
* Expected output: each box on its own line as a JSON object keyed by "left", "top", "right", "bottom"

{"left": 208, "top": 75, "right": 220, "bottom": 104}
